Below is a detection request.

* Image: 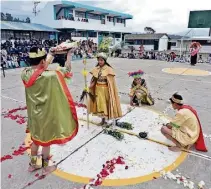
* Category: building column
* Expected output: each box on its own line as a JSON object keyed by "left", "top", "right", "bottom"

{"left": 86, "top": 31, "right": 89, "bottom": 40}
{"left": 55, "top": 32, "right": 58, "bottom": 43}
{"left": 72, "top": 9, "right": 75, "bottom": 17}
{"left": 96, "top": 31, "right": 99, "bottom": 45}
{"left": 105, "top": 15, "right": 107, "bottom": 24}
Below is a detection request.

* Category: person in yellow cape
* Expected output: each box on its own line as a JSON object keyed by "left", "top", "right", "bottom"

{"left": 128, "top": 70, "right": 154, "bottom": 106}
{"left": 21, "top": 46, "right": 78, "bottom": 175}
{"left": 161, "top": 93, "right": 207, "bottom": 152}
{"left": 88, "top": 52, "right": 122, "bottom": 125}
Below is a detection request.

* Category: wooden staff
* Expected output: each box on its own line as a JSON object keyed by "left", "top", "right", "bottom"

{"left": 114, "top": 128, "right": 211, "bottom": 161}
{"left": 82, "top": 58, "right": 89, "bottom": 129}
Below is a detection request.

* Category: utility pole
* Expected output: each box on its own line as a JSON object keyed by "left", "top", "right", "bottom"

{"left": 33, "top": 1, "right": 40, "bottom": 16}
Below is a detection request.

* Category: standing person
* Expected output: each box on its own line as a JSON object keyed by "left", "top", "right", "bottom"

{"left": 129, "top": 70, "right": 154, "bottom": 106}
{"left": 88, "top": 52, "right": 122, "bottom": 125}
{"left": 21, "top": 46, "right": 78, "bottom": 175}
{"left": 161, "top": 93, "right": 207, "bottom": 152}
{"left": 190, "top": 42, "right": 201, "bottom": 66}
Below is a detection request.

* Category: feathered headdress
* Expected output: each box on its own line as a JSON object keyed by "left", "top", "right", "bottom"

{"left": 128, "top": 70, "right": 144, "bottom": 78}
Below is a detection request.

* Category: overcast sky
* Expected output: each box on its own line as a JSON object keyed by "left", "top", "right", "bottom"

{"left": 1, "top": 0, "right": 211, "bottom": 34}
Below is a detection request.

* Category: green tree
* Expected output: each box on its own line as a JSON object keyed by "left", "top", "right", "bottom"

{"left": 98, "top": 37, "right": 112, "bottom": 53}
{"left": 25, "top": 17, "right": 30, "bottom": 23}
{"left": 1, "top": 12, "right": 6, "bottom": 21}
{"left": 144, "top": 27, "right": 156, "bottom": 34}
{"left": 5, "top": 13, "right": 13, "bottom": 21}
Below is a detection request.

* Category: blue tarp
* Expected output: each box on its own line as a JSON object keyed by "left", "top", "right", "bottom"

{"left": 1, "top": 21, "right": 59, "bottom": 32}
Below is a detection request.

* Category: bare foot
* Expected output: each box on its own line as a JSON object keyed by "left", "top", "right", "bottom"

{"left": 42, "top": 165, "right": 57, "bottom": 175}
{"left": 168, "top": 146, "right": 181, "bottom": 152}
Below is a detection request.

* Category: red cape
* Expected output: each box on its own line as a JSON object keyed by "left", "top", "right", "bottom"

{"left": 180, "top": 105, "right": 207, "bottom": 152}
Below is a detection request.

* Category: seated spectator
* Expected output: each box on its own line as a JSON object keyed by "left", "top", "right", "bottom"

{"left": 198, "top": 55, "right": 203, "bottom": 63}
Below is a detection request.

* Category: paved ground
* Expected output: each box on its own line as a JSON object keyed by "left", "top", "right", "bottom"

{"left": 1, "top": 58, "right": 211, "bottom": 189}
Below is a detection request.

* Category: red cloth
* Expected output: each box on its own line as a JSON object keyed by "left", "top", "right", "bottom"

{"left": 179, "top": 105, "right": 207, "bottom": 152}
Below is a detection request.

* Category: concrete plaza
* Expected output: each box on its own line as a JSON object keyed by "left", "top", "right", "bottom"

{"left": 1, "top": 58, "right": 211, "bottom": 189}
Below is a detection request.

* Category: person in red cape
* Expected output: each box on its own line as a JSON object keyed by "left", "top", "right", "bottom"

{"left": 161, "top": 93, "right": 207, "bottom": 152}
{"left": 21, "top": 46, "right": 78, "bottom": 175}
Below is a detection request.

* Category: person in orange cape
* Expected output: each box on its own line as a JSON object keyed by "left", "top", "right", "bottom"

{"left": 88, "top": 52, "right": 122, "bottom": 125}
{"left": 21, "top": 46, "right": 78, "bottom": 175}
{"left": 161, "top": 93, "right": 207, "bottom": 152}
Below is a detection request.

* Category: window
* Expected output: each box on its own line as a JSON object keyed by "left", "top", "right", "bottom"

{"left": 75, "top": 11, "right": 85, "bottom": 18}
{"left": 114, "top": 33, "right": 121, "bottom": 38}
{"left": 125, "top": 39, "right": 135, "bottom": 45}
{"left": 107, "top": 16, "right": 114, "bottom": 22}
{"left": 1, "top": 31, "right": 6, "bottom": 40}
{"left": 193, "top": 40, "right": 211, "bottom": 46}
{"left": 143, "top": 40, "right": 154, "bottom": 45}
{"left": 87, "top": 13, "right": 101, "bottom": 20}
{"left": 88, "top": 32, "right": 97, "bottom": 37}
{"left": 171, "top": 42, "right": 177, "bottom": 46}
{"left": 101, "top": 19, "right": 105, "bottom": 24}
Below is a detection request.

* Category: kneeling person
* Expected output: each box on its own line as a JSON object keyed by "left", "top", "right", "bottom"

{"left": 161, "top": 93, "right": 207, "bottom": 152}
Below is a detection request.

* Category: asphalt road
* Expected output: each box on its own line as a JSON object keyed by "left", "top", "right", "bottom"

{"left": 1, "top": 58, "right": 211, "bottom": 189}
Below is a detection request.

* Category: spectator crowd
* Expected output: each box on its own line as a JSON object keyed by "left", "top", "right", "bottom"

{"left": 1, "top": 37, "right": 98, "bottom": 69}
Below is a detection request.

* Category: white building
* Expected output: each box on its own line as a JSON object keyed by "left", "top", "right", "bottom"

{"left": 124, "top": 33, "right": 169, "bottom": 51}
{"left": 32, "top": 0, "right": 133, "bottom": 44}
{"left": 124, "top": 34, "right": 211, "bottom": 54}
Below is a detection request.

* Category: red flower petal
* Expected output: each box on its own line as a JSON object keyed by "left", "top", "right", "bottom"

{"left": 8, "top": 174, "right": 12, "bottom": 178}
{"left": 35, "top": 173, "right": 39, "bottom": 177}
{"left": 38, "top": 175, "right": 46, "bottom": 180}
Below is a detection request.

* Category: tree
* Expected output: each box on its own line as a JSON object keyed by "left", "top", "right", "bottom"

{"left": 1, "top": 12, "right": 6, "bottom": 21}
{"left": 25, "top": 17, "right": 31, "bottom": 23}
{"left": 98, "top": 37, "right": 112, "bottom": 54}
{"left": 5, "top": 13, "right": 13, "bottom": 21}
{"left": 13, "top": 17, "right": 19, "bottom": 22}
{"left": 144, "top": 27, "right": 156, "bottom": 34}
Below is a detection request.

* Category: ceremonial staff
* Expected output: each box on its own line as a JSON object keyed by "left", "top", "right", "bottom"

{"left": 81, "top": 57, "right": 90, "bottom": 129}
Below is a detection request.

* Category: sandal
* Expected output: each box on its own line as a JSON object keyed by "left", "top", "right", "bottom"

{"left": 42, "top": 157, "right": 57, "bottom": 176}
{"left": 28, "top": 155, "right": 42, "bottom": 172}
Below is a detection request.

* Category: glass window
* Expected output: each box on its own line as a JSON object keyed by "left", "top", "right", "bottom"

{"left": 171, "top": 42, "right": 177, "bottom": 46}
{"left": 143, "top": 40, "right": 154, "bottom": 45}
{"left": 75, "top": 11, "right": 85, "bottom": 18}
{"left": 115, "top": 33, "right": 121, "bottom": 38}
{"left": 88, "top": 32, "right": 97, "bottom": 37}
{"left": 107, "top": 16, "right": 114, "bottom": 22}
{"left": 125, "top": 39, "right": 135, "bottom": 45}
{"left": 87, "top": 13, "right": 101, "bottom": 20}
{"left": 193, "top": 40, "right": 211, "bottom": 46}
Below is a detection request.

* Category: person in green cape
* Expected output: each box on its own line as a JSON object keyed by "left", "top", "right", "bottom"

{"left": 21, "top": 46, "right": 78, "bottom": 175}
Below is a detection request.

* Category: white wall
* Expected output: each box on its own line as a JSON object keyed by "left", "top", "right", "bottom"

{"left": 31, "top": 1, "right": 60, "bottom": 28}
{"left": 158, "top": 35, "right": 168, "bottom": 51}
{"left": 198, "top": 46, "right": 211, "bottom": 53}
{"left": 71, "top": 37, "right": 98, "bottom": 44}
{"left": 171, "top": 40, "right": 191, "bottom": 52}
